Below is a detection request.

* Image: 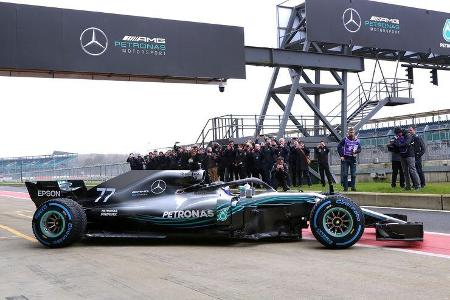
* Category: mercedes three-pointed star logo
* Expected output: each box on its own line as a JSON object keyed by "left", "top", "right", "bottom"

{"left": 443, "top": 19, "right": 450, "bottom": 43}
{"left": 80, "top": 27, "right": 109, "bottom": 56}
{"left": 151, "top": 180, "right": 167, "bottom": 195}
{"left": 342, "top": 8, "right": 362, "bottom": 33}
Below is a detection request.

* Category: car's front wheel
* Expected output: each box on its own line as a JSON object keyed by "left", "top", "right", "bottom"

{"left": 310, "top": 196, "right": 364, "bottom": 249}
{"left": 32, "top": 198, "right": 86, "bottom": 248}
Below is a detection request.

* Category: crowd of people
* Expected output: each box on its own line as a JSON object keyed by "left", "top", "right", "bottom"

{"left": 127, "top": 136, "right": 337, "bottom": 192}
{"left": 126, "top": 125, "right": 427, "bottom": 192}
{"left": 387, "top": 125, "right": 426, "bottom": 190}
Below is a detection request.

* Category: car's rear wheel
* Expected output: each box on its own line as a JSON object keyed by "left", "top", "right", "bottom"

{"left": 32, "top": 198, "right": 86, "bottom": 248}
{"left": 310, "top": 196, "right": 364, "bottom": 249}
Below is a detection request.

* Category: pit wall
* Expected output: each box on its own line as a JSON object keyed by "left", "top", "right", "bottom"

{"left": 343, "top": 192, "right": 450, "bottom": 211}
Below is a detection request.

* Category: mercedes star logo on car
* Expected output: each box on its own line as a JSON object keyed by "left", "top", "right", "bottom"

{"left": 80, "top": 27, "right": 108, "bottom": 56}
{"left": 151, "top": 180, "right": 167, "bottom": 195}
{"left": 342, "top": 8, "right": 362, "bottom": 33}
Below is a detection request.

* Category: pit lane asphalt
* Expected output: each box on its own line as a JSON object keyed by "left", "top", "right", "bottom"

{"left": 366, "top": 207, "right": 450, "bottom": 234}
{"left": 0, "top": 193, "right": 450, "bottom": 299}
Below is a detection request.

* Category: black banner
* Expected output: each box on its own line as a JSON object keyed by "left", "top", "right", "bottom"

{"left": 306, "top": 0, "right": 450, "bottom": 56}
{"left": 0, "top": 2, "right": 246, "bottom": 80}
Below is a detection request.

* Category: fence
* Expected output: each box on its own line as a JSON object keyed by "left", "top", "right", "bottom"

{"left": 1, "top": 143, "right": 449, "bottom": 183}
{"left": 0, "top": 163, "right": 130, "bottom": 183}
{"left": 329, "top": 141, "right": 450, "bottom": 166}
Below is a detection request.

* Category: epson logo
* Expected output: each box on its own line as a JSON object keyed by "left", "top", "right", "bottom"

{"left": 38, "top": 190, "right": 61, "bottom": 197}
{"left": 122, "top": 36, "right": 166, "bottom": 44}
{"left": 370, "top": 16, "right": 400, "bottom": 25}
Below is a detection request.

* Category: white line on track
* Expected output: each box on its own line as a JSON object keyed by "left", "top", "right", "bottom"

{"left": 358, "top": 244, "right": 450, "bottom": 260}
{"left": 425, "top": 231, "right": 450, "bottom": 237}
{"left": 304, "top": 234, "right": 450, "bottom": 259}
{"left": 362, "top": 206, "right": 450, "bottom": 213}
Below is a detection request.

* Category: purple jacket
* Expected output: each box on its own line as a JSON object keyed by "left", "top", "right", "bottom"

{"left": 338, "top": 137, "right": 362, "bottom": 158}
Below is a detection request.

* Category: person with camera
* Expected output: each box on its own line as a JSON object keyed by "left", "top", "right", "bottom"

{"left": 167, "top": 150, "right": 179, "bottom": 170}
{"left": 271, "top": 157, "right": 290, "bottom": 192}
{"left": 250, "top": 143, "right": 264, "bottom": 181}
{"left": 244, "top": 142, "right": 254, "bottom": 178}
{"left": 289, "top": 140, "right": 300, "bottom": 186}
{"left": 338, "top": 127, "right": 361, "bottom": 192}
{"left": 296, "top": 142, "right": 312, "bottom": 188}
{"left": 144, "top": 152, "right": 155, "bottom": 170}
{"left": 187, "top": 146, "right": 202, "bottom": 171}
{"left": 222, "top": 141, "right": 236, "bottom": 182}
{"left": 234, "top": 144, "right": 247, "bottom": 180}
{"left": 314, "top": 141, "right": 333, "bottom": 189}
{"left": 393, "top": 127, "right": 421, "bottom": 190}
{"left": 409, "top": 126, "right": 426, "bottom": 188}
{"left": 262, "top": 139, "right": 276, "bottom": 185}
{"left": 134, "top": 154, "right": 145, "bottom": 170}
{"left": 127, "top": 153, "right": 137, "bottom": 170}
{"left": 175, "top": 147, "right": 189, "bottom": 170}
{"left": 203, "top": 147, "right": 218, "bottom": 183}
{"left": 387, "top": 133, "right": 405, "bottom": 188}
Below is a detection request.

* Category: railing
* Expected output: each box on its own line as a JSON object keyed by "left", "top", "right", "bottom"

{"left": 327, "top": 78, "right": 413, "bottom": 125}
{"left": 195, "top": 114, "right": 340, "bottom": 147}
{"left": 0, "top": 163, "right": 130, "bottom": 183}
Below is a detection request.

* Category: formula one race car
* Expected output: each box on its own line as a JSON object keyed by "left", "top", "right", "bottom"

{"left": 25, "top": 170, "right": 424, "bottom": 249}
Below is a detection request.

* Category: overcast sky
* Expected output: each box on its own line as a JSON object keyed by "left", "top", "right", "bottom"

{"left": 1, "top": 0, "right": 449, "bottom": 157}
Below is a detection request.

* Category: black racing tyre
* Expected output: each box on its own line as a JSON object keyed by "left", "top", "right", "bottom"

{"left": 32, "top": 198, "right": 87, "bottom": 248}
{"left": 310, "top": 195, "right": 364, "bottom": 249}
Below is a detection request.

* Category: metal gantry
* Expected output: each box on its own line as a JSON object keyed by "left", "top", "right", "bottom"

{"left": 253, "top": 3, "right": 420, "bottom": 144}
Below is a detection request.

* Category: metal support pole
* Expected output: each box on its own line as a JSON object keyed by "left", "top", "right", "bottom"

{"left": 341, "top": 71, "right": 348, "bottom": 137}
{"left": 297, "top": 87, "right": 341, "bottom": 140}
{"left": 255, "top": 67, "right": 280, "bottom": 137}
{"left": 314, "top": 70, "right": 321, "bottom": 136}
{"left": 20, "top": 160, "right": 23, "bottom": 183}
{"left": 277, "top": 72, "right": 301, "bottom": 139}
{"left": 212, "top": 118, "right": 217, "bottom": 141}
{"left": 271, "top": 94, "right": 310, "bottom": 137}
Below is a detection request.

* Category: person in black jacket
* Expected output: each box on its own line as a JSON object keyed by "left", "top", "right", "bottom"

{"left": 244, "top": 143, "right": 254, "bottom": 178}
{"left": 314, "top": 141, "right": 333, "bottom": 189}
{"left": 176, "top": 147, "right": 189, "bottom": 170}
{"left": 126, "top": 153, "right": 137, "bottom": 170}
{"left": 297, "top": 142, "right": 312, "bottom": 188}
{"left": 271, "top": 157, "right": 290, "bottom": 192}
{"left": 251, "top": 143, "right": 264, "bottom": 181}
{"left": 203, "top": 147, "right": 218, "bottom": 183}
{"left": 135, "top": 154, "right": 145, "bottom": 170}
{"left": 289, "top": 140, "right": 300, "bottom": 187}
{"left": 393, "top": 127, "right": 420, "bottom": 190}
{"left": 409, "top": 126, "right": 426, "bottom": 188}
{"left": 188, "top": 147, "right": 202, "bottom": 170}
{"left": 262, "top": 141, "right": 276, "bottom": 185}
{"left": 233, "top": 144, "right": 247, "bottom": 180}
{"left": 222, "top": 142, "right": 236, "bottom": 182}
{"left": 387, "top": 136, "right": 405, "bottom": 188}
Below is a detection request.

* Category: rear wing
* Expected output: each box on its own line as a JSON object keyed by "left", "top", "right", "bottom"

{"left": 25, "top": 180, "right": 88, "bottom": 208}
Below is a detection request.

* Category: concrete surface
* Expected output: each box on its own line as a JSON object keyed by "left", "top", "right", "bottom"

{"left": 346, "top": 192, "right": 444, "bottom": 210}
{"left": 1, "top": 196, "right": 450, "bottom": 299}
{"left": 443, "top": 195, "right": 450, "bottom": 211}
{"left": 374, "top": 193, "right": 443, "bottom": 210}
